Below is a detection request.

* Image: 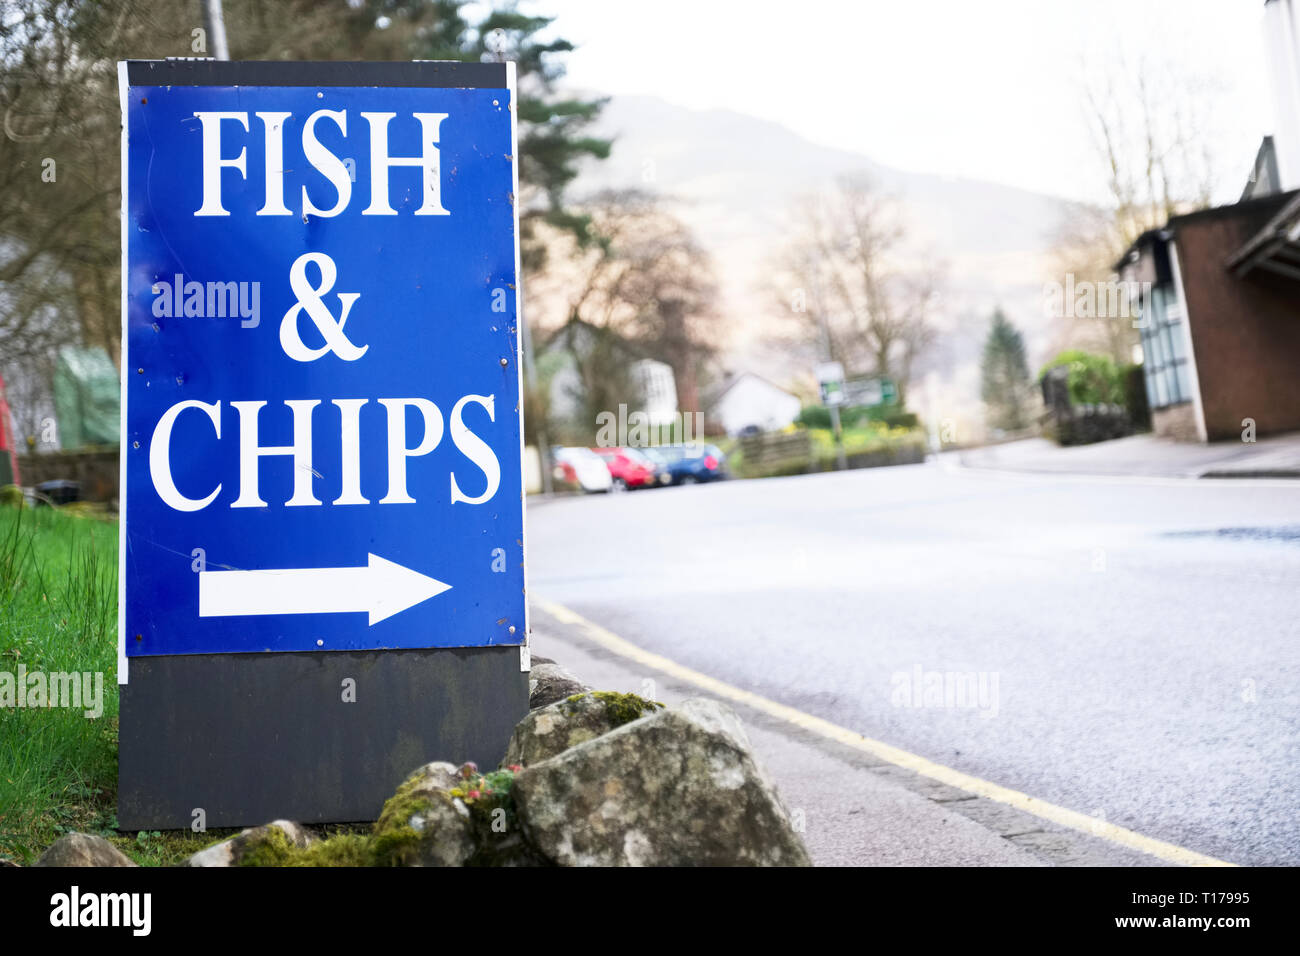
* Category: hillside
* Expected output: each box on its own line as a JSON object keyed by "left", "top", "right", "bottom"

{"left": 568, "top": 95, "right": 1084, "bottom": 429}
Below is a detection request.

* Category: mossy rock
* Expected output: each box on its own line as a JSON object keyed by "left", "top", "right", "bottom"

{"left": 215, "top": 762, "right": 535, "bottom": 867}
{"left": 0, "top": 485, "right": 24, "bottom": 509}
{"left": 572, "top": 691, "right": 665, "bottom": 728}
{"left": 504, "top": 691, "right": 664, "bottom": 766}
{"left": 230, "top": 825, "right": 374, "bottom": 868}
{"left": 370, "top": 762, "right": 476, "bottom": 867}
{"left": 189, "top": 820, "right": 313, "bottom": 867}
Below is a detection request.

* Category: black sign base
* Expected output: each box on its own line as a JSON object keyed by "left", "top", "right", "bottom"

{"left": 118, "top": 646, "right": 528, "bottom": 831}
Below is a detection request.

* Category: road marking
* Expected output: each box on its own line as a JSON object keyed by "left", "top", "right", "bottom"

{"left": 538, "top": 598, "right": 1236, "bottom": 868}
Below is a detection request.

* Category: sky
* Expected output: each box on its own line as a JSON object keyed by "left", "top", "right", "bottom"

{"left": 517, "top": 0, "right": 1276, "bottom": 204}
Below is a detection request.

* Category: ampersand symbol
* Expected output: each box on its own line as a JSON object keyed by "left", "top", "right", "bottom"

{"left": 279, "top": 252, "right": 368, "bottom": 362}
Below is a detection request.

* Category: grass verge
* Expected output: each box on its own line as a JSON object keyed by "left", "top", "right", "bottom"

{"left": 0, "top": 505, "right": 121, "bottom": 863}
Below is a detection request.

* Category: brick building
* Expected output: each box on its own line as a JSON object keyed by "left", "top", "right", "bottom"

{"left": 1116, "top": 0, "right": 1300, "bottom": 443}
{"left": 1119, "top": 191, "right": 1300, "bottom": 441}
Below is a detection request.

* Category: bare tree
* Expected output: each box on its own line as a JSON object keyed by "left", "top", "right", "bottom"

{"left": 1083, "top": 55, "right": 1218, "bottom": 253}
{"left": 0, "top": 0, "right": 427, "bottom": 441}
{"left": 531, "top": 190, "right": 720, "bottom": 428}
{"left": 772, "top": 176, "right": 943, "bottom": 407}
{"left": 618, "top": 198, "right": 718, "bottom": 414}
{"left": 1050, "top": 51, "right": 1225, "bottom": 364}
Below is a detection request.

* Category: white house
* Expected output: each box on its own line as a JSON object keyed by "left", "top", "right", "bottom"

{"left": 708, "top": 372, "right": 802, "bottom": 436}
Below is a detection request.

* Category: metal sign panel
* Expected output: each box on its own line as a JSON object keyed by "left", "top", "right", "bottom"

{"left": 119, "top": 60, "right": 525, "bottom": 671}
{"left": 814, "top": 361, "right": 844, "bottom": 385}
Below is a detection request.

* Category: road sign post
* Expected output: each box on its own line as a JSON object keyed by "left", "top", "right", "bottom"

{"left": 815, "top": 361, "right": 848, "bottom": 471}
{"left": 117, "top": 60, "right": 529, "bottom": 829}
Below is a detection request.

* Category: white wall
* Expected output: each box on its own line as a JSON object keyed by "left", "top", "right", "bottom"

{"left": 714, "top": 375, "right": 801, "bottom": 435}
{"left": 1266, "top": 0, "right": 1300, "bottom": 189}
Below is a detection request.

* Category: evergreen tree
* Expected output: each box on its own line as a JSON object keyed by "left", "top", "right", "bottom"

{"left": 981, "top": 309, "right": 1031, "bottom": 432}
{"left": 412, "top": 2, "right": 612, "bottom": 272}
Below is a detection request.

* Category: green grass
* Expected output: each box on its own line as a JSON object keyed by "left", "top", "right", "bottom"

{"left": 0, "top": 505, "right": 121, "bottom": 864}
{"left": 102, "top": 827, "right": 238, "bottom": 867}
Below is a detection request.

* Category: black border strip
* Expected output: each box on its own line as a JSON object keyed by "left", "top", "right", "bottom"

{"left": 124, "top": 59, "right": 507, "bottom": 88}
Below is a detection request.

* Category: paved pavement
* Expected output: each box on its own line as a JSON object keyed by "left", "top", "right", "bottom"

{"left": 956, "top": 433, "right": 1300, "bottom": 479}
{"left": 526, "top": 460, "right": 1300, "bottom": 866}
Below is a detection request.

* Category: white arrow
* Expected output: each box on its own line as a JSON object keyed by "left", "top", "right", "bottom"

{"left": 199, "top": 553, "right": 451, "bottom": 626}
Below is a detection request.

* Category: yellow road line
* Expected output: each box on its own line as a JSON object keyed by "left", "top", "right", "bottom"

{"left": 538, "top": 598, "right": 1237, "bottom": 868}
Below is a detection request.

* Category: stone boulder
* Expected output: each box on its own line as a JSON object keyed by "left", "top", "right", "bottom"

{"left": 528, "top": 662, "right": 589, "bottom": 710}
{"left": 370, "top": 761, "right": 476, "bottom": 867}
{"left": 505, "top": 691, "right": 663, "bottom": 766}
{"left": 513, "top": 697, "right": 811, "bottom": 866}
{"left": 185, "top": 820, "right": 312, "bottom": 867}
{"left": 35, "top": 833, "right": 137, "bottom": 867}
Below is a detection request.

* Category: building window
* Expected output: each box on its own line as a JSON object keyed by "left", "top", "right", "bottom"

{"left": 1138, "top": 284, "right": 1193, "bottom": 409}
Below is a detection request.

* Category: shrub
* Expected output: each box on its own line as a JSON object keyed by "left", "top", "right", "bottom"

{"left": 795, "top": 405, "right": 833, "bottom": 430}
{"left": 795, "top": 403, "right": 917, "bottom": 431}
{"left": 1039, "top": 350, "right": 1126, "bottom": 407}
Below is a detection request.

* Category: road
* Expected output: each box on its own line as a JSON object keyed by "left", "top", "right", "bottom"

{"left": 526, "top": 459, "right": 1300, "bottom": 866}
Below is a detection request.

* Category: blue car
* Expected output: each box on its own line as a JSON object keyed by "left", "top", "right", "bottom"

{"left": 643, "top": 443, "right": 729, "bottom": 485}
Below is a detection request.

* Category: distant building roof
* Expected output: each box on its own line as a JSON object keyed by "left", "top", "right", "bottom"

{"left": 1242, "top": 136, "right": 1282, "bottom": 201}
{"left": 703, "top": 371, "right": 799, "bottom": 409}
{"left": 1116, "top": 190, "right": 1300, "bottom": 280}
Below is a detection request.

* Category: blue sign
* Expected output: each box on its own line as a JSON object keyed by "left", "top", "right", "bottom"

{"left": 119, "top": 65, "right": 525, "bottom": 665}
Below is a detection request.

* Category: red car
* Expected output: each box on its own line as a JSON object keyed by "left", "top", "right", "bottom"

{"left": 590, "top": 447, "right": 659, "bottom": 491}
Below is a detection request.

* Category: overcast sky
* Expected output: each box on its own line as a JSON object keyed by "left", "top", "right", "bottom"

{"left": 523, "top": 0, "right": 1275, "bottom": 204}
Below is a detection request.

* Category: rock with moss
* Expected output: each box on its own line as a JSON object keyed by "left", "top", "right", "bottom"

{"left": 185, "top": 820, "right": 312, "bottom": 867}
{"left": 209, "top": 762, "right": 526, "bottom": 867}
{"left": 447, "top": 764, "right": 549, "bottom": 867}
{"left": 35, "top": 832, "right": 137, "bottom": 867}
{"left": 513, "top": 697, "right": 812, "bottom": 867}
{"left": 371, "top": 761, "right": 475, "bottom": 867}
{"left": 504, "top": 691, "right": 664, "bottom": 766}
{"left": 528, "top": 662, "right": 589, "bottom": 709}
{"left": 0, "top": 485, "right": 24, "bottom": 509}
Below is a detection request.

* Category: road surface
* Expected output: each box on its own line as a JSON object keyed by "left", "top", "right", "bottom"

{"left": 526, "top": 459, "right": 1300, "bottom": 866}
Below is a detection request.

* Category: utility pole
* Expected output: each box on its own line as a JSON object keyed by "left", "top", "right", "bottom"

{"left": 201, "top": 0, "right": 230, "bottom": 60}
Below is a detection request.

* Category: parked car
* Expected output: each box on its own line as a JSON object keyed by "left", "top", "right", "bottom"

{"left": 633, "top": 447, "right": 675, "bottom": 487}
{"left": 651, "top": 443, "right": 729, "bottom": 485}
{"left": 551, "top": 446, "right": 613, "bottom": 493}
{"left": 590, "top": 447, "right": 660, "bottom": 491}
